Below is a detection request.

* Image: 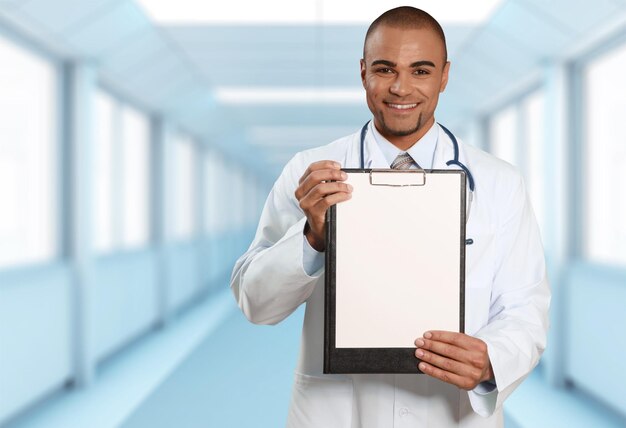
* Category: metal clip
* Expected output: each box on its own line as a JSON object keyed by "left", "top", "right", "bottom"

{"left": 369, "top": 169, "right": 426, "bottom": 187}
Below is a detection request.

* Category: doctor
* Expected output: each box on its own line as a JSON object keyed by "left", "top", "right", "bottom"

{"left": 231, "top": 6, "right": 550, "bottom": 428}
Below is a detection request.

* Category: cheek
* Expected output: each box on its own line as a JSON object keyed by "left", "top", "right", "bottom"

{"left": 365, "top": 93, "right": 378, "bottom": 114}
{"left": 422, "top": 83, "right": 442, "bottom": 103}
{"left": 430, "top": 89, "right": 442, "bottom": 104}
{"left": 426, "top": 87, "right": 438, "bottom": 100}
{"left": 366, "top": 78, "right": 387, "bottom": 98}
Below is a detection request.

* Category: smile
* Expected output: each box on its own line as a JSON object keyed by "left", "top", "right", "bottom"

{"left": 386, "top": 103, "right": 418, "bottom": 110}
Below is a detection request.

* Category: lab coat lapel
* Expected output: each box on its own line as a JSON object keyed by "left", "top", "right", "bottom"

{"left": 433, "top": 124, "right": 475, "bottom": 226}
{"left": 357, "top": 124, "right": 389, "bottom": 169}
{"left": 433, "top": 125, "right": 456, "bottom": 170}
{"left": 433, "top": 124, "right": 471, "bottom": 173}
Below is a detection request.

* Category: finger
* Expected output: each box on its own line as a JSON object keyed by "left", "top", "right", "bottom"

{"left": 302, "top": 191, "right": 353, "bottom": 244}
{"left": 305, "top": 190, "right": 353, "bottom": 218}
{"left": 416, "top": 338, "right": 466, "bottom": 363}
{"left": 296, "top": 169, "right": 348, "bottom": 200}
{"left": 423, "top": 331, "right": 475, "bottom": 350}
{"left": 298, "top": 161, "right": 342, "bottom": 185}
{"left": 418, "top": 362, "right": 475, "bottom": 390}
{"left": 308, "top": 182, "right": 353, "bottom": 201}
{"left": 415, "top": 348, "right": 481, "bottom": 380}
{"left": 298, "top": 182, "right": 353, "bottom": 211}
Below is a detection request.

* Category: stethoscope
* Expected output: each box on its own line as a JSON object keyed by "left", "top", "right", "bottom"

{"left": 359, "top": 120, "right": 476, "bottom": 227}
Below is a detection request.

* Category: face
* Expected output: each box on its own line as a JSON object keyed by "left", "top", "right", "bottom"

{"left": 361, "top": 25, "right": 450, "bottom": 147}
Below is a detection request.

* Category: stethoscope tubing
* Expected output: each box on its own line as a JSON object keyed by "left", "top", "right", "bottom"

{"left": 358, "top": 120, "right": 475, "bottom": 192}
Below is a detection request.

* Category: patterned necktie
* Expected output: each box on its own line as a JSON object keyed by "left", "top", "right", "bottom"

{"left": 390, "top": 152, "right": 420, "bottom": 170}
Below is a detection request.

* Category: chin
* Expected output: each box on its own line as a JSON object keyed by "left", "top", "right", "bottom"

{"left": 384, "top": 122, "right": 421, "bottom": 137}
{"left": 379, "top": 114, "right": 424, "bottom": 136}
{"left": 389, "top": 128, "right": 421, "bottom": 138}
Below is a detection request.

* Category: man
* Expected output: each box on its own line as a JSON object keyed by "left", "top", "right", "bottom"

{"left": 231, "top": 6, "right": 550, "bottom": 428}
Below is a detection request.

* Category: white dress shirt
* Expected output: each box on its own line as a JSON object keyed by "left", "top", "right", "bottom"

{"left": 370, "top": 120, "right": 438, "bottom": 169}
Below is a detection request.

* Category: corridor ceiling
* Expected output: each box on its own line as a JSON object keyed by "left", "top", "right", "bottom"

{"left": 1, "top": 0, "right": 625, "bottom": 178}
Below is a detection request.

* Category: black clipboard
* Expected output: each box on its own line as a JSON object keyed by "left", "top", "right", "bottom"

{"left": 324, "top": 168, "right": 466, "bottom": 374}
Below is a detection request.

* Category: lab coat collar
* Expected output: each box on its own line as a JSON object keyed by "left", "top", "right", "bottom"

{"left": 360, "top": 123, "right": 389, "bottom": 169}
{"left": 358, "top": 121, "right": 469, "bottom": 173}
{"left": 433, "top": 124, "right": 470, "bottom": 173}
{"left": 369, "top": 121, "right": 438, "bottom": 168}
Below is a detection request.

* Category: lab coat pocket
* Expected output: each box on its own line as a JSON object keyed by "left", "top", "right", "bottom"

{"left": 287, "top": 372, "right": 353, "bottom": 428}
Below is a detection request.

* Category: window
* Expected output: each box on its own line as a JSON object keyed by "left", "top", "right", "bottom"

{"left": 487, "top": 94, "right": 547, "bottom": 236}
{"left": 218, "top": 161, "right": 236, "bottom": 233}
{"left": 93, "top": 91, "right": 151, "bottom": 252}
{"left": 204, "top": 150, "right": 222, "bottom": 235}
{"left": 522, "top": 91, "right": 546, "bottom": 236}
{"left": 172, "top": 134, "right": 196, "bottom": 239}
{"left": 121, "top": 106, "right": 150, "bottom": 248}
{"left": 244, "top": 173, "right": 257, "bottom": 227}
{"left": 231, "top": 168, "right": 246, "bottom": 230}
{"left": 488, "top": 105, "right": 518, "bottom": 166}
{"left": 94, "top": 92, "right": 115, "bottom": 251}
{"left": 0, "top": 35, "right": 57, "bottom": 269}
{"left": 583, "top": 43, "right": 626, "bottom": 264}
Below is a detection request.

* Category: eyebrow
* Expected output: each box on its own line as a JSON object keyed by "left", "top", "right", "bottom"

{"left": 370, "top": 59, "right": 436, "bottom": 68}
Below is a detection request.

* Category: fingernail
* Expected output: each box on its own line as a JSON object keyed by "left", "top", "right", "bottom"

{"left": 419, "top": 363, "right": 427, "bottom": 371}
{"left": 415, "top": 339, "right": 424, "bottom": 347}
{"left": 347, "top": 184, "right": 353, "bottom": 191}
{"left": 416, "top": 349, "right": 424, "bottom": 357}
{"left": 341, "top": 172, "right": 347, "bottom": 180}
{"left": 424, "top": 332, "right": 432, "bottom": 339}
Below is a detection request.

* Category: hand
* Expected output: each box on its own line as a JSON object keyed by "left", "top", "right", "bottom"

{"left": 414, "top": 331, "right": 494, "bottom": 390}
{"left": 294, "top": 160, "right": 353, "bottom": 251}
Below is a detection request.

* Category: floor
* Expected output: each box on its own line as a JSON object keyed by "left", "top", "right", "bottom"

{"left": 120, "top": 297, "right": 626, "bottom": 428}
{"left": 120, "top": 305, "right": 304, "bottom": 428}
{"left": 9, "top": 288, "right": 624, "bottom": 428}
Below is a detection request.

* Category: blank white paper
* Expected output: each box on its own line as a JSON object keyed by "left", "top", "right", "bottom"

{"left": 334, "top": 171, "right": 462, "bottom": 348}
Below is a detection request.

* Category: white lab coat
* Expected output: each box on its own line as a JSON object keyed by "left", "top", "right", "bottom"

{"left": 231, "top": 124, "right": 550, "bottom": 428}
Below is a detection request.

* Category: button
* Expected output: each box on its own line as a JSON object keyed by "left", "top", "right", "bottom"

{"left": 399, "top": 407, "right": 409, "bottom": 417}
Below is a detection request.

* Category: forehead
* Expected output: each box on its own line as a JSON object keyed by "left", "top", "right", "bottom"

{"left": 364, "top": 25, "right": 445, "bottom": 65}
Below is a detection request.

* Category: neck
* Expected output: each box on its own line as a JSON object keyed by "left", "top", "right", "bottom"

{"left": 375, "top": 117, "right": 435, "bottom": 151}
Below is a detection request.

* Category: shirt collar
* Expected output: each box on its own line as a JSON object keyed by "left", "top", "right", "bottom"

{"left": 369, "top": 121, "right": 439, "bottom": 169}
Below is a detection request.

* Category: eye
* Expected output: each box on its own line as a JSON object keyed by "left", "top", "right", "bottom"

{"left": 375, "top": 67, "right": 394, "bottom": 74}
{"left": 414, "top": 69, "right": 431, "bottom": 76}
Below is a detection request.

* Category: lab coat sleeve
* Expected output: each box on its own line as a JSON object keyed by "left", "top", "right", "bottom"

{"left": 230, "top": 153, "right": 323, "bottom": 325}
{"left": 467, "top": 173, "right": 551, "bottom": 417}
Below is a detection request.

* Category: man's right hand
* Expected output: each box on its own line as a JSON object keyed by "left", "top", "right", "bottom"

{"left": 294, "top": 160, "right": 353, "bottom": 252}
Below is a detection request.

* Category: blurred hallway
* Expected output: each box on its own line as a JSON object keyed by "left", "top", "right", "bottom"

{"left": 2, "top": 1, "right": 626, "bottom": 427}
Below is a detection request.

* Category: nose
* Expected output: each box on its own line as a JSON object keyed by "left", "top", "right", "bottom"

{"left": 389, "top": 72, "right": 412, "bottom": 97}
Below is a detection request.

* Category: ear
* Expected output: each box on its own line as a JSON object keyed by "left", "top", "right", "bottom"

{"left": 439, "top": 61, "right": 451, "bottom": 93}
{"left": 360, "top": 58, "right": 367, "bottom": 89}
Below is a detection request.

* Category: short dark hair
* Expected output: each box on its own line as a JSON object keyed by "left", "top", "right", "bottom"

{"left": 363, "top": 6, "right": 448, "bottom": 62}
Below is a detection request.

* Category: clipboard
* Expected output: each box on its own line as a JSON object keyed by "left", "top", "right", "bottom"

{"left": 324, "top": 169, "right": 466, "bottom": 374}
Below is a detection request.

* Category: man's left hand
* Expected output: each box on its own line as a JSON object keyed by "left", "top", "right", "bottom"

{"left": 414, "top": 331, "right": 494, "bottom": 390}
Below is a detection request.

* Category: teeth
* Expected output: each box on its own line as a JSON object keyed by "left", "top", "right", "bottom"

{"left": 388, "top": 103, "right": 417, "bottom": 110}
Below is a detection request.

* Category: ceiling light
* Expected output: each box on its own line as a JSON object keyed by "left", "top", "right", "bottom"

{"left": 136, "top": 0, "right": 502, "bottom": 25}
{"left": 214, "top": 87, "right": 364, "bottom": 104}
